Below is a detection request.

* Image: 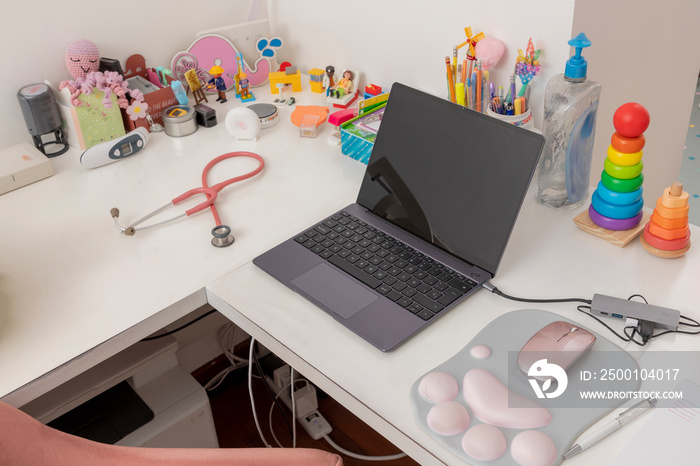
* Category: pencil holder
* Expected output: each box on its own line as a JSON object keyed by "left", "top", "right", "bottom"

{"left": 486, "top": 107, "right": 536, "bottom": 131}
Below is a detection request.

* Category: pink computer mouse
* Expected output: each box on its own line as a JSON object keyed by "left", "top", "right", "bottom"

{"left": 517, "top": 321, "right": 595, "bottom": 377}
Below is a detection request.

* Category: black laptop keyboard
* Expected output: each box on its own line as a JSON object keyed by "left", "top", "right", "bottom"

{"left": 294, "top": 210, "right": 477, "bottom": 321}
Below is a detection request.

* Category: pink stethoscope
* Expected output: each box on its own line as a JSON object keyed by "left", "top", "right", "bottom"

{"left": 111, "top": 151, "right": 265, "bottom": 247}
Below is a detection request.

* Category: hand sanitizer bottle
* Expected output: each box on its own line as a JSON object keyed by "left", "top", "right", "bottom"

{"left": 536, "top": 33, "right": 602, "bottom": 209}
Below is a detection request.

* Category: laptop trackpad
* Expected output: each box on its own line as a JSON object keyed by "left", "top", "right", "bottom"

{"left": 291, "top": 263, "right": 379, "bottom": 319}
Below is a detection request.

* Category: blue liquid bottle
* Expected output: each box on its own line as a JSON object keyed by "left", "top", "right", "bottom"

{"left": 536, "top": 33, "right": 602, "bottom": 209}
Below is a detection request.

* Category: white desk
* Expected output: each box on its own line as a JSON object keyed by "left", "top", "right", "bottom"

{"left": 0, "top": 85, "right": 361, "bottom": 406}
{"left": 207, "top": 190, "right": 700, "bottom": 465}
{"left": 2, "top": 82, "right": 699, "bottom": 465}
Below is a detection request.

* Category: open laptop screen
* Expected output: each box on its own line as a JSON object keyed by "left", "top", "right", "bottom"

{"left": 356, "top": 83, "right": 544, "bottom": 276}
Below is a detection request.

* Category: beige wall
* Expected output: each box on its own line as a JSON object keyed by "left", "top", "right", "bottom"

{"left": 573, "top": 0, "right": 700, "bottom": 206}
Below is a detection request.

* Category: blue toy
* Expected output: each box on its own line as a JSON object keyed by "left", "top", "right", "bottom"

{"left": 171, "top": 80, "right": 188, "bottom": 105}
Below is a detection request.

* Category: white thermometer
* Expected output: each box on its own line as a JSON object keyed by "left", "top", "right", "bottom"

{"left": 80, "top": 127, "right": 149, "bottom": 169}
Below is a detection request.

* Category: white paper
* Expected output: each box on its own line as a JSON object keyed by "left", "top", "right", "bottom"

{"left": 608, "top": 379, "right": 700, "bottom": 465}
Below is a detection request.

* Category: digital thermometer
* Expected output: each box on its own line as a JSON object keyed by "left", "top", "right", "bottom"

{"left": 80, "top": 127, "right": 149, "bottom": 169}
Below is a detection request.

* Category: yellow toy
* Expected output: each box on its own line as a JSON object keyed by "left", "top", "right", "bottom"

{"left": 455, "top": 27, "right": 485, "bottom": 82}
{"left": 184, "top": 69, "right": 207, "bottom": 105}
{"left": 268, "top": 69, "right": 302, "bottom": 94}
{"left": 308, "top": 68, "right": 325, "bottom": 93}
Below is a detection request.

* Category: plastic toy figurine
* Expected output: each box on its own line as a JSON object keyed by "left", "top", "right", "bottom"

{"left": 239, "top": 72, "right": 252, "bottom": 100}
{"left": 324, "top": 65, "right": 335, "bottom": 92}
{"left": 232, "top": 53, "right": 255, "bottom": 102}
{"left": 207, "top": 65, "right": 227, "bottom": 103}
{"left": 328, "top": 70, "right": 353, "bottom": 98}
{"left": 327, "top": 69, "right": 361, "bottom": 108}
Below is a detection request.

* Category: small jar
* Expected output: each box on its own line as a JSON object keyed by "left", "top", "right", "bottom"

{"left": 162, "top": 105, "right": 198, "bottom": 137}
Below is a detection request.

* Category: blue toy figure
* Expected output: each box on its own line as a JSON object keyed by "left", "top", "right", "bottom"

{"left": 207, "top": 65, "right": 227, "bottom": 103}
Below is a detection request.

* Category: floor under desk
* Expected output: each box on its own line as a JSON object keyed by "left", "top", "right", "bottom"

{"left": 194, "top": 356, "right": 418, "bottom": 466}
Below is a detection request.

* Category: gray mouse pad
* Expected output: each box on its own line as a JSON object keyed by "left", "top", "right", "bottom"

{"left": 410, "top": 309, "right": 639, "bottom": 466}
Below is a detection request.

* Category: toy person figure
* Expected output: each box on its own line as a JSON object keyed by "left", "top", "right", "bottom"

{"left": 207, "top": 65, "right": 227, "bottom": 103}
{"left": 239, "top": 72, "right": 251, "bottom": 99}
{"left": 329, "top": 70, "right": 353, "bottom": 98}
{"left": 324, "top": 65, "right": 335, "bottom": 94}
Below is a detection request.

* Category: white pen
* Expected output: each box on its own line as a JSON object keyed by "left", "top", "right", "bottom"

{"left": 563, "top": 397, "right": 657, "bottom": 459}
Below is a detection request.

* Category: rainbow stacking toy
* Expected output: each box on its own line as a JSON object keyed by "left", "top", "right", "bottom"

{"left": 641, "top": 181, "right": 691, "bottom": 258}
{"left": 588, "top": 103, "right": 649, "bottom": 231}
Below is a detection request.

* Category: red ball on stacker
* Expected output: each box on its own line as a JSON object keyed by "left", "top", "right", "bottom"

{"left": 613, "top": 103, "right": 650, "bottom": 138}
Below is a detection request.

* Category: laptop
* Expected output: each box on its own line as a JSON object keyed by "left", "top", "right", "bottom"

{"left": 254, "top": 82, "right": 545, "bottom": 351}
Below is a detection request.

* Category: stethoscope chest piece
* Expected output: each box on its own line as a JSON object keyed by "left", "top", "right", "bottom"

{"left": 211, "top": 225, "right": 235, "bottom": 248}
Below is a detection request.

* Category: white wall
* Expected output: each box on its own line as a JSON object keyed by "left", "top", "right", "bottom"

{"left": 269, "top": 0, "right": 576, "bottom": 132}
{"left": 573, "top": 0, "right": 700, "bottom": 206}
{"left": 2, "top": 0, "right": 574, "bottom": 148}
{"left": 3, "top": 0, "right": 693, "bottom": 204}
{"left": 0, "top": 0, "right": 260, "bottom": 149}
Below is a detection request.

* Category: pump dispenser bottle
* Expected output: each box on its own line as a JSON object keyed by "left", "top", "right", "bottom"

{"left": 536, "top": 33, "right": 602, "bottom": 209}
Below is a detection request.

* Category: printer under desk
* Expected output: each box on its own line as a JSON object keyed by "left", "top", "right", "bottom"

{"left": 20, "top": 335, "right": 219, "bottom": 448}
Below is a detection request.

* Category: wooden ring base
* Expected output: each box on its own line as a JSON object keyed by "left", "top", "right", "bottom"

{"left": 641, "top": 235, "right": 690, "bottom": 258}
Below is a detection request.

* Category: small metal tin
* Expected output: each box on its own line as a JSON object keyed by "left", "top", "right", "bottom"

{"left": 162, "top": 105, "right": 198, "bottom": 137}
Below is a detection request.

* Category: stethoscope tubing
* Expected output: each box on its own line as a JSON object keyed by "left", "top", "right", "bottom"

{"left": 200, "top": 151, "right": 265, "bottom": 226}
{"left": 112, "top": 151, "right": 265, "bottom": 236}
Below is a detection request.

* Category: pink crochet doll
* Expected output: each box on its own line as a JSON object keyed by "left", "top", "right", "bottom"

{"left": 59, "top": 39, "right": 144, "bottom": 109}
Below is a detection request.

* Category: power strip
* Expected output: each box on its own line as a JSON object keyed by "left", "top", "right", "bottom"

{"left": 297, "top": 409, "right": 333, "bottom": 440}
{"left": 265, "top": 370, "right": 332, "bottom": 440}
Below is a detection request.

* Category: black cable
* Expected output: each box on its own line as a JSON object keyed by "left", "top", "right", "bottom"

{"left": 627, "top": 294, "right": 648, "bottom": 304}
{"left": 141, "top": 309, "right": 217, "bottom": 341}
{"left": 679, "top": 315, "right": 700, "bottom": 327}
{"left": 650, "top": 327, "right": 700, "bottom": 339}
{"left": 623, "top": 325, "right": 645, "bottom": 345}
{"left": 251, "top": 343, "right": 294, "bottom": 442}
{"left": 487, "top": 283, "right": 700, "bottom": 346}
{"left": 483, "top": 282, "right": 592, "bottom": 305}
